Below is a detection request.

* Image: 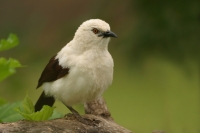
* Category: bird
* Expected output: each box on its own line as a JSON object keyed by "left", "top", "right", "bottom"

{"left": 35, "top": 19, "right": 117, "bottom": 124}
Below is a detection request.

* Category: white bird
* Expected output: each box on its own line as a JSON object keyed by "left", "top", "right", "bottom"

{"left": 35, "top": 19, "right": 117, "bottom": 124}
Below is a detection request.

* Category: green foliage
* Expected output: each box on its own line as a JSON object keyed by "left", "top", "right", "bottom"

{"left": 0, "top": 34, "right": 22, "bottom": 81}
{"left": 0, "top": 33, "right": 19, "bottom": 52}
{"left": 0, "top": 33, "right": 24, "bottom": 123}
{"left": 0, "top": 58, "right": 22, "bottom": 81}
{"left": 0, "top": 95, "right": 63, "bottom": 122}
{"left": 0, "top": 102, "right": 23, "bottom": 122}
{"left": 15, "top": 95, "right": 56, "bottom": 121}
{"left": 0, "top": 34, "right": 63, "bottom": 123}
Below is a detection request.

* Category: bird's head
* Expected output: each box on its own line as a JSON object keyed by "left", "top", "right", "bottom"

{"left": 73, "top": 19, "right": 117, "bottom": 49}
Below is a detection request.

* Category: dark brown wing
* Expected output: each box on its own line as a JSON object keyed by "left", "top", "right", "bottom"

{"left": 36, "top": 55, "right": 69, "bottom": 88}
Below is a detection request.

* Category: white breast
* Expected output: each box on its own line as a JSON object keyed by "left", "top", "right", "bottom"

{"left": 42, "top": 46, "right": 113, "bottom": 106}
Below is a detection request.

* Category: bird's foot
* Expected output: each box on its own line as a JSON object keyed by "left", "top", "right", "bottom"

{"left": 83, "top": 117, "right": 101, "bottom": 126}
{"left": 65, "top": 113, "right": 100, "bottom": 126}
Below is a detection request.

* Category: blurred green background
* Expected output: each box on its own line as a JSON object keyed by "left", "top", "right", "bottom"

{"left": 0, "top": 0, "right": 200, "bottom": 132}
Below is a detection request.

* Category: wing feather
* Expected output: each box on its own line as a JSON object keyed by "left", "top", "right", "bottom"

{"left": 36, "top": 55, "right": 69, "bottom": 88}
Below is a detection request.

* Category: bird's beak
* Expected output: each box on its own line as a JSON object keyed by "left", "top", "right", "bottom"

{"left": 99, "top": 30, "right": 117, "bottom": 38}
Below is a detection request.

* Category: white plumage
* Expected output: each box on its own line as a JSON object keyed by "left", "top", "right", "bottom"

{"left": 42, "top": 19, "right": 115, "bottom": 107}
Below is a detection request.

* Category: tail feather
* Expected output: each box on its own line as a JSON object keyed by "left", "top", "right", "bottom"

{"left": 35, "top": 91, "right": 55, "bottom": 112}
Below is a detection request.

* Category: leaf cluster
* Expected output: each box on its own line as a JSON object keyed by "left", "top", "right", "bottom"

{"left": 15, "top": 95, "right": 56, "bottom": 121}
{"left": 0, "top": 34, "right": 62, "bottom": 122}
{"left": 0, "top": 34, "right": 22, "bottom": 81}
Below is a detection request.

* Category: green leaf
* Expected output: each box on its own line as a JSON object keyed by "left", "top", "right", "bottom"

{"left": 0, "top": 58, "right": 22, "bottom": 81}
{"left": 0, "top": 102, "right": 23, "bottom": 122}
{"left": 16, "top": 105, "right": 55, "bottom": 121}
{"left": 22, "top": 95, "right": 34, "bottom": 114}
{"left": 0, "top": 34, "right": 19, "bottom": 52}
{"left": 15, "top": 95, "right": 55, "bottom": 121}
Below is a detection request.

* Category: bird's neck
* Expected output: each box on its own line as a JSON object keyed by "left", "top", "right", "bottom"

{"left": 70, "top": 39, "right": 109, "bottom": 52}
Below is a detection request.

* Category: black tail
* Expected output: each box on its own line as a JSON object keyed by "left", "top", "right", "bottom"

{"left": 35, "top": 91, "right": 55, "bottom": 112}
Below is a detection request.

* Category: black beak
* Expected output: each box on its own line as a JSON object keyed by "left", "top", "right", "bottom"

{"left": 99, "top": 30, "right": 118, "bottom": 38}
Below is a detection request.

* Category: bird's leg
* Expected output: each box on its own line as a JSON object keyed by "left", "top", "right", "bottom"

{"left": 66, "top": 105, "right": 91, "bottom": 125}
{"left": 66, "top": 106, "right": 81, "bottom": 116}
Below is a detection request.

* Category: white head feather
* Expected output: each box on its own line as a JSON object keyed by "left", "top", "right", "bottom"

{"left": 57, "top": 19, "right": 116, "bottom": 67}
{"left": 72, "top": 19, "right": 112, "bottom": 50}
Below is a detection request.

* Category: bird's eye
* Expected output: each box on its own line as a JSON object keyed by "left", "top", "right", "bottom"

{"left": 92, "top": 28, "right": 99, "bottom": 34}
